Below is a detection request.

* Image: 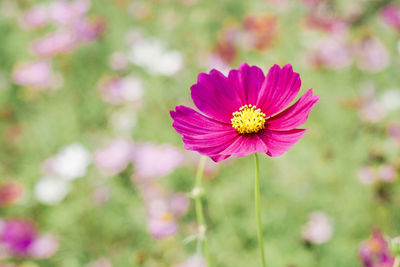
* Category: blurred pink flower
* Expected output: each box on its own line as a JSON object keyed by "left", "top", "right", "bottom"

{"left": 358, "top": 85, "right": 386, "bottom": 123}
{"left": 31, "top": 31, "right": 79, "bottom": 58}
{"left": 354, "top": 37, "right": 389, "bottom": 73}
{"left": 88, "top": 257, "right": 112, "bottom": 267}
{"left": 99, "top": 76, "right": 144, "bottom": 105}
{"left": 28, "top": 234, "right": 58, "bottom": 259}
{"left": 309, "top": 36, "right": 353, "bottom": 70}
{"left": 94, "top": 139, "right": 134, "bottom": 176}
{"left": 388, "top": 123, "right": 400, "bottom": 145}
{"left": 74, "top": 17, "right": 106, "bottom": 42}
{"left": 12, "top": 61, "right": 60, "bottom": 89}
{"left": 302, "top": 211, "right": 333, "bottom": 245}
{"left": 19, "top": 5, "right": 49, "bottom": 30}
{"left": 168, "top": 193, "right": 190, "bottom": 218}
{"left": 137, "top": 183, "right": 188, "bottom": 240}
{"left": 378, "top": 165, "right": 396, "bottom": 183}
{"left": 176, "top": 256, "right": 206, "bottom": 267}
{"left": 109, "top": 52, "right": 129, "bottom": 71}
{"left": 241, "top": 15, "right": 278, "bottom": 51}
{"left": 380, "top": 4, "right": 400, "bottom": 34}
{"left": 0, "top": 182, "right": 24, "bottom": 207}
{"left": 359, "top": 229, "right": 394, "bottom": 267}
{"left": 0, "top": 219, "right": 37, "bottom": 257}
{"left": 147, "top": 214, "right": 178, "bottom": 240}
{"left": 49, "top": 0, "right": 90, "bottom": 26}
{"left": 358, "top": 167, "right": 377, "bottom": 185}
{"left": 131, "top": 143, "right": 185, "bottom": 181}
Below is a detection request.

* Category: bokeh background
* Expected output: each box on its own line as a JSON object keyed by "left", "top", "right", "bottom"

{"left": 0, "top": 0, "right": 400, "bottom": 266}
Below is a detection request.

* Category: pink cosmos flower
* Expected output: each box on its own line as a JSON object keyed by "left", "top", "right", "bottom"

{"left": 28, "top": 234, "right": 59, "bottom": 259}
{"left": 12, "top": 60, "right": 60, "bottom": 90}
{"left": 170, "top": 63, "right": 319, "bottom": 162}
{"left": 19, "top": 5, "right": 49, "bottom": 30}
{"left": 380, "top": 4, "right": 400, "bottom": 34}
{"left": 302, "top": 211, "right": 333, "bottom": 245}
{"left": 31, "top": 31, "right": 78, "bottom": 58}
{"left": 49, "top": 0, "right": 90, "bottom": 26}
{"left": 74, "top": 18, "right": 106, "bottom": 43}
{"left": 94, "top": 139, "right": 134, "bottom": 176}
{"left": 0, "top": 182, "right": 24, "bottom": 207}
{"left": 0, "top": 219, "right": 37, "bottom": 257}
{"left": 131, "top": 143, "right": 185, "bottom": 180}
{"left": 359, "top": 230, "right": 394, "bottom": 267}
{"left": 354, "top": 37, "right": 389, "bottom": 73}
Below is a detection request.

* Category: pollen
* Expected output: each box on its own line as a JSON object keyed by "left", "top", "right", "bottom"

{"left": 231, "top": 104, "right": 266, "bottom": 134}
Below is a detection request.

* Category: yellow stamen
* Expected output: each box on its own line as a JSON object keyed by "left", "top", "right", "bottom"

{"left": 161, "top": 213, "right": 172, "bottom": 221}
{"left": 231, "top": 104, "right": 266, "bottom": 134}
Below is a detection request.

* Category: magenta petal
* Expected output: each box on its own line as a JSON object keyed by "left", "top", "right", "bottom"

{"left": 256, "top": 64, "right": 301, "bottom": 117}
{"left": 258, "top": 129, "right": 307, "bottom": 157}
{"left": 228, "top": 62, "right": 265, "bottom": 105}
{"left": 191, "top": 69, "right": 242, "bottom": 123}
{"left": 266, "top": 89, "right": 320, "bottom": 131}
{"left": 210, "top": 154, "right": 231, "bottom": 162}
{"left": 170, "top": 106, "right": 238, "bottom": 159}
{"left": 219, "top": 134, "right": 268, "bottom": 157}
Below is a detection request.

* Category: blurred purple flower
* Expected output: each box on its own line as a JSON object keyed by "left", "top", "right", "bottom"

{"left": 309, "top": 36, "right": 353, "bottom": 70}
{"left": 49, "top": 0, "right": 90, "bottom": 26}
{"left": 380, "top": 4, "right": 400, "bottom": 34}
{"left": 137, "top": 183, "right": 188, "bottom": 240}
{"left": 98, "top": 76, "right": 144, "bottom": 105}
{"left": 168, "top": 193, "right": 190, "bottom": 218}
{"left": 74, "top": 17, "right": 106, "bottom": 42}
{"left": 131, "top": 143, "right": 185, "bottom": 181}
{"left": 359, "top": 230, "right": 394, "bottom": 267}
{"left": 12, "top": 61, "right": 60, "bottom": 90}
{"left": 147, "top": 214, "right": 178, "bottom": 240}
{"left": 31, "top": 31, "right": 79, "bottom": 58}
{"left": 19, "top": 5, "right": 49, "bottom": 30}
{"left": 28, "top": 234, "right": 58, "bottom": 259}
{"left": 302, "top": 211, "right": 333, "bottom": 245}
{"left": 354, "top": 37, "right": 389, "bottom": 73}
{"left": 0, "top": 219, "right": 37, "bottom": 257}
{"left": 94, "top": 139, "right": 134, "bottom": 176}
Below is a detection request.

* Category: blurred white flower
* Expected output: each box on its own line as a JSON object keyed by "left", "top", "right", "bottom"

{"left": 109, "top": 108, "right": 137, "bottom": 136}
{"left": 51, "top": 143, "right": 91, "bottom": 180}
{"left": 302, "top": 211, "right": 333, "bottom": 244}
{"left": 129, "top": 38, "right": 183, "bottom": 76}
{"left": 34, "top": 177, "right": 70, "bottom": 205}
{"left": 380, "top": 89, "right": 400, "bottom": 112}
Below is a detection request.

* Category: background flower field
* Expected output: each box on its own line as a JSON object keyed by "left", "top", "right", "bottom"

{"left": 0, "top": 0, "right": 400, "bottom": 266}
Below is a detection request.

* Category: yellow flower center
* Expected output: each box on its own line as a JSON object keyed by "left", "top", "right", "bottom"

{"left": 231, "top": 104, "right": 266, "bottom": 134}
{"left": 161, "top": 213, "right": 173, "bottom": 221}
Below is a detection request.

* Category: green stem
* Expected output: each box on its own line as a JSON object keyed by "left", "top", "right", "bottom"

{"left": 194, "top": 156, "right": 212, "bottom": 266}
{"left": 394, "top": 257, "right": 400, "bottom": 267}
{"left": 254, "top": 153, "right": 266, "bottom": 267}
